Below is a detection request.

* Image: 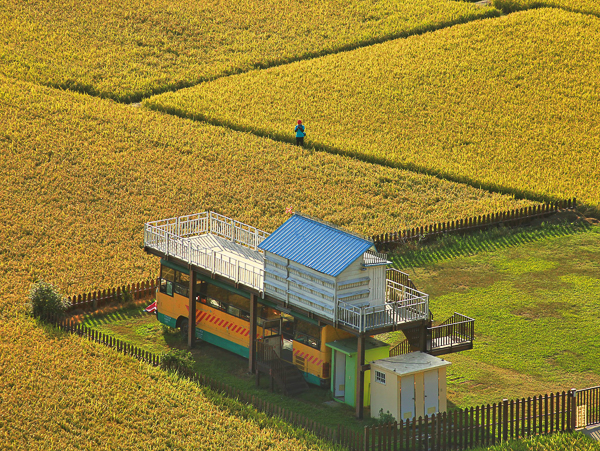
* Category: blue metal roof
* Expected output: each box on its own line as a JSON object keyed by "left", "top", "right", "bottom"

{"left": 258, "top": 214, "right": 373, "bottom": 277}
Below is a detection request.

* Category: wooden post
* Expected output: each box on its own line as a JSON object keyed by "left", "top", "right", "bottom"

{"left": 502, "top": 399, "right": 509, "bottom": 442}
{"left": 187, "top": 267, "right": 197, "bottom": 349}
{"left": 570, "top": 388, "right": 577, "bottom": 431}
{"left": 356, "top": 333, "right": 366, "bottom": 419}
{"left": 249, "top": 293, "right": 258, "bottom": 373}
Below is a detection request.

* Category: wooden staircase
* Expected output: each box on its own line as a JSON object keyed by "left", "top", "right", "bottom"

{"left": 387, "top": 270, "right": 474, "bottom": 357}
{"left": 390, "top": 312, "right": 474, "bottom": 357}
{"left": 256, "top": 341, "right": 309, "bottom": 396}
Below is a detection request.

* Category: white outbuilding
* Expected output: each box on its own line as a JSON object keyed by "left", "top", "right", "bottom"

{"left": 370, "top": 352, "right": 451, "bottom": 422}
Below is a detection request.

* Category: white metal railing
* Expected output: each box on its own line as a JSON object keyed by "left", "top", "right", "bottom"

{"left": 146, "top": 212, "right": 269, "bottom": 251}
{"left": 363, "top": 249, "right": 389, "bottom": 266}
{"left": 336, "top": 281, "right": 429, "bottom": 332}
{"left": 144, "top": 213, "right": 266, "bottom": 291}
{"left": 209, "top": 211, "right": 269, "bottom": 250}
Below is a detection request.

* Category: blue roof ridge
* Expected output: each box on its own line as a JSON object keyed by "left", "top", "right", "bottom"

{"left": 293, "top": 212, "right": 373, "bottom": 244}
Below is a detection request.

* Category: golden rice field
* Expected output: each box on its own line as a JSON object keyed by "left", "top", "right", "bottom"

{"left": 145, "top": 8, "right": 600, "bottom": 209}
{"left": 0, "top": 75, "right": 534, "bottom": 317}
{"left": 0, "top": 317, "right": 336, "bottom": 450}
{"left": 493, "top": 0, "right": 600, "bottom": 16}
{"left": 0, "top": 0, "right": 497, "bottom": 102}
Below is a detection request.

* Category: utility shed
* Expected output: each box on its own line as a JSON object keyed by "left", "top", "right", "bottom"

{"left": 370, "top": 353, "right": 451, "bottom": 422}
{"left": 326, "top": 337, "right": 389, "bottom": 408}
{"left": 258, "top": 213, "right": 389, "bottom": 322}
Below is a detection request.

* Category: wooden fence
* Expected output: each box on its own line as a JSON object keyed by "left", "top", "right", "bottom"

{"left": 66, "top": 278, "right": 158, "bottom": 312}
{"left": 372, "top": 199, "right": 577, "bottom": 248}
{"left": 364, "top": 393, "right": 579, "bottom": 451}
{"left": 37, "top": 311, "right": 598, "bottom": 451}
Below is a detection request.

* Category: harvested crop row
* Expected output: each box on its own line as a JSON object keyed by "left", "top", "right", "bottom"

{"left": 145, "top": 9, "right": 600, "bottom": 208}
{"left": 0, "top": 318, "right": 336, "bottom": 450}
{"left": 492, "top": 0, "right": 600, "bottom": 16}
{"left": 0, "top": 76, "right": 534, "bottom": 316}
{"left": 0, "top": 0, "right": 497, "bottom": 102}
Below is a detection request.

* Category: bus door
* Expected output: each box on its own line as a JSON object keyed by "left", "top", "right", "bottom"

{"left": 261, "top": 318, "right": 282, "bottom": 357}
{"left": 281, "top": 314, "right": 295, "bottom": 363}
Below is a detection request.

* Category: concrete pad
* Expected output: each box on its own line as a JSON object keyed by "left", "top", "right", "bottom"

{"left": 583, "top": 424, "right": 600, "bottom": 441}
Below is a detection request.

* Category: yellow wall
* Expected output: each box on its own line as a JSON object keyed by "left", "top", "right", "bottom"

{"left": 370, "top": 368, "right": 399, "bottom": 421}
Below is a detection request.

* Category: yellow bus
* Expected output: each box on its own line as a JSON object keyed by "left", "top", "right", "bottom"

{"left": 156, "top": 259, "right": 354, "bottom": 387}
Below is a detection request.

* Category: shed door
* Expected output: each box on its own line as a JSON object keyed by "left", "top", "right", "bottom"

{"left": 334, "top": 351, "right": 346, "bottom": 398}
{"left": 424, "top": 370, "right": 439, "bottom": 416}
{"left": 400, "top": 375, "right": 415, "bottom": 420}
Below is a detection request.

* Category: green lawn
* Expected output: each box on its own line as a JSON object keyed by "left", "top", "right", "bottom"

{"left": 473, "top": 432, "right": 600, "bottom": 451}
{"left": 83, "top": 308, "right": 376, "bottom": 432}
{"left": 387, "top": 216, "right": 600, "bottom": 408}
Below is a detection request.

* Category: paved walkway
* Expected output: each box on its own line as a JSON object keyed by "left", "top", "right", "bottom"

{"left": 583, "top": 424, "right": 600, "bottom": 441}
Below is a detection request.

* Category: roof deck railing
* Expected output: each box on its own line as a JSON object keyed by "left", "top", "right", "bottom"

{"left": 145, "top": 212, "right": 270, "bottom": 251}
{"left": 144, "top": 212, "right": 266, "bottom": 290}
{"left": 336, "top": 280, "right": 429, "bottom": 333}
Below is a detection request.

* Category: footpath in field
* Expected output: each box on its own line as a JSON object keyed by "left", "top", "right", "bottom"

{"left": 0, "top": 75, "right": 535, "bottom": 316}
{"left": 145, "top": 8, "right": 600, "bottom": 207}
{"left": 387, "top": 218, "right": 600, "bottom": 408}
{"left": 0, "top": 0, "right": 497, "bottom": 102}
{"left": 493, "top": 0, "right": 600, "bottom": 16}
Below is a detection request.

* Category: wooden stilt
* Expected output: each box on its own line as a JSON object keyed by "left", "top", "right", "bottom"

{"left": 249, "top": 293, "right": 258, "bottom": 373}
{"left": 356, "top": 333, "right": 366, "bottom": 419}
{"left": 187, "top": 267, "right": 197, "bottom": 349}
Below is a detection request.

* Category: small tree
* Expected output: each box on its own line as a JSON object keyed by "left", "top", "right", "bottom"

{"left": 27, "top": 280, "right": 69, "bottom": 319}
{"left": 160, "top": 349, "right": 195, "bottom": 373}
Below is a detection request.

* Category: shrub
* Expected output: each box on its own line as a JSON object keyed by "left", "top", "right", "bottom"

{"left": 377, "top": 409, "right": 396, "bottom": 425}
{"left": 27, "top": 280, "right": 69, "bottom": 319}
{"left": 160, "top": 349, "right": 195, "bottom": 373}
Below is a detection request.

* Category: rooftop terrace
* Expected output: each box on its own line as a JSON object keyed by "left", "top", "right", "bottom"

{"left": 144, "top": 212, "right": 429, "bottom": 333}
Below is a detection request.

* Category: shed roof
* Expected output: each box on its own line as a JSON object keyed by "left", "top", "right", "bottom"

{"left": 370, "top": 352, "right": 451, "bottom": 377}
{"left": 326, "top": 337, "right": 389, "bottom": 355}
{"left": 258, "top": 214, "right": 374, "bottom": 277}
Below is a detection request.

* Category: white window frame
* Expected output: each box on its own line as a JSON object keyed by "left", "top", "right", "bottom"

{"left": 375, "top": 370, "right": 386, "bottom": 385}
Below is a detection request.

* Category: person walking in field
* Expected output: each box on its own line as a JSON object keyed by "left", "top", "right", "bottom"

{"left": 295, "top": 120, "right": 306, "bottom": 146}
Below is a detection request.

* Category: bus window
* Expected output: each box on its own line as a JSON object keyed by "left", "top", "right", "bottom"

{"left": 161, "top": 266, "right": 175, "bottom": 282}
{"left": 294, "top": 320, "right": 321, "bottom": 350}
{"left": 160, "top": 279, "right": 173, "bottom": 296}
{"left": 227, "top": 305, "right": 241, "bottom": 318}
{"left": 208, "top": 297, "right": 225, "bottom": 311}
{"left": 174, "top": 284, "right": 189, "bottom": 298}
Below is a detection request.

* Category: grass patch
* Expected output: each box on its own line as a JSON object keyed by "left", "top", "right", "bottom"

{"left": 146, "top": 9, "right": 600, "bottom": 207}
{"left": 0, "top": 0, "right": 497, "bottom": 102}
{"left": 472, "top": 432, "right": 600, "bottom": 450}
{"left": 384, "top": 220, "right": 600, "bottom": 407}
{"left": 82, "top": 306, "right": 376, "bottom": 432}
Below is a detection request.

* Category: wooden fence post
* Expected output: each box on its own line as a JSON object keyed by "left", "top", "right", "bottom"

{"left": 502, "top": 399, "right": 509, "bottom": 442}
{"left": 570, "top": 388, "right": 577, "bottom": 431}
